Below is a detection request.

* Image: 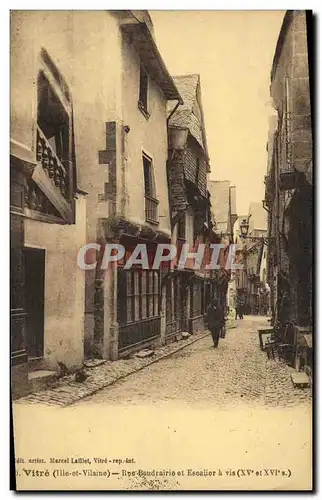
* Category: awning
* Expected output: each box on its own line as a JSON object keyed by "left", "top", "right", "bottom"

{"left": 121, "top": 23, "right": 183, "bottom": 102}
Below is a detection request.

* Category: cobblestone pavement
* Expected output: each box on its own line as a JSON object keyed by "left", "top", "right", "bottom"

{"left": 77, "top": 316, "right": 311, "bottom": 409}
{"left": 13, "top": 316, "right": 312, "bottom": 490}
{"left": 16, "top": 316, "right": 311, "bottom": 408}
{"left": 16, "top": 329, "right": 211, "bottom": 407}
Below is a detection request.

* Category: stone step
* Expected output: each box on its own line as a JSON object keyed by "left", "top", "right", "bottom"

{"left": 134, "top": 349, "right": 155, "bottom": 359}
{"left": 28, "top": 370, "right": 57, "bottom": 393}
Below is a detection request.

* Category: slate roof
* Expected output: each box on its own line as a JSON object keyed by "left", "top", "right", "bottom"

{"left": 167, "top": 74, "right": 207, "bottom": 154}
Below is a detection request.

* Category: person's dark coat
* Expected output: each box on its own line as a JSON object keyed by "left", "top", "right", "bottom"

{"left": 207, "top": 301, "right": 222, "bottom": 347}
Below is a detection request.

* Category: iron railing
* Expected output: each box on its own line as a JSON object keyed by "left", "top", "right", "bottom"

{"left": 145, "top": 195, "right": 159, "bottom": 224}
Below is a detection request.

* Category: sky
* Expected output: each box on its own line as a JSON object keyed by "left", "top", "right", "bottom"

{"left": 150, "top": 10, "right": 285, "bottom": 214}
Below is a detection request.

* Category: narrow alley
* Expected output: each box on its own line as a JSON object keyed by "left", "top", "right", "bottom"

{"left": 13, "top": 316, "right": 312, "bottom": 491}
{"left": 76, "top": 316, "right": 311, "bottom": 409}
{"left": 10, "top": 10, "right": 313, "bottom": 493}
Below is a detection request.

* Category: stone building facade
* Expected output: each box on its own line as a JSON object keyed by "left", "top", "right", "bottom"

{"left": 237, "top": 203, "right": 269, "bottom": 316}
{"left": 78, "top": 11, "right": 183, "bottom": 360}
{"left": 10, "top": 10, "right": 182, "bottom": 398}
{"left": 166, "top": 74, "right": 213, "bottom": 336}
{"left": 11, "top": 10, "right": 248, "bottom": 398}
{"left": 11, "top": 12, "right": 90, "bottom": 397}
{"left": 265, "top": 10, "right": 313, "bottom": 374}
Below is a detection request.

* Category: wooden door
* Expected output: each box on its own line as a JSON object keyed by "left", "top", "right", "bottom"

{"left": 24, "top": 248, "right": 45, "bottom": 358}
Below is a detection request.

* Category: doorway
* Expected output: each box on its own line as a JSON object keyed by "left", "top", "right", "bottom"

{"left": 24, "top": 247, "right": 45, "bottom": 358}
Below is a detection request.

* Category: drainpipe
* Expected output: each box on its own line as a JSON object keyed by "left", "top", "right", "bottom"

{"left": 167, "top": 98, "right": 183, "bottom": 124}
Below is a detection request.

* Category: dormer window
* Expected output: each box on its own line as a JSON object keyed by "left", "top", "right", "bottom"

{"left": 138, "top": 63, "right": 149, "bottom": 118}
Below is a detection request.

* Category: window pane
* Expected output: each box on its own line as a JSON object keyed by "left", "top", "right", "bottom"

{"left": 126, "top": 272, "right": 132, "bottom": 294}
{"left": 154, "top": 293, "right": 159, "bottom": 316}
{"left": 148, "top": 272, "right": 154, "bottom": 293}
{"left": 134, "top": 296, "right": 140, "bottom": 321}
{"left": 141, "top": 294, "right": 147, "bottom": 319}
{"left": 153, "top": 272, "right": 159, "bottom": 315}
{"left": 143, "top": 156, "right": 152, "bottom": 197}
{"left": 134, "top": 273, "right": 140, "bottom": 321}
{"left": 134, "top": 272, "right": 140, "bottom": 294}
{"left": 141, "top": 271, "right": 147, "bottom": 319}
{"left": 127, "top": 297, "right": 133, "bottom": 323}
{"left": 154, "top": 271, "right": 159, "bottom": 292}
{"left": 141, "top": 271, "right": 147, "bottom": 293}
{"left": 166, "top": 280, "right": 172, "bottom": 320}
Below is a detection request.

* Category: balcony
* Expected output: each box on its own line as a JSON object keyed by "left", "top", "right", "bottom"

{"left": 24, "top": 126, "right": 73, "bottom": 223}
{"left": 36, "top": 126, "right": 70, "bottom": 202}
{"left": 145, "top": 194, "right": 159, "bottom": 224}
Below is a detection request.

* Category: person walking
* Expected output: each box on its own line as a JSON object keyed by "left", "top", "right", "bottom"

{"left": 239, "top": 303, "right": 244, "bottom": 319}
{"left": 206, "top": 298, "right": 222, "bottom": 348}
{"left": 235, "top": 296, "right": 243, "bottom": 320}
{"left": 220, "top": 300, "right": 227, "bottom": 338}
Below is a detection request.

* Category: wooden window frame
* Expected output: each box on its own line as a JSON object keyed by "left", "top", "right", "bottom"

{"left": 31, "top": 49, "right": 75, "bottom": 223}
{"left": 125, "top": 270, "right": 160, "bottom": 325}
{"left": 143, "top": 153, "right": 159, "bottom": 224}
{"left": 143, "top": 153, "right": 154, "bottom": 198}
{"left": 190, "top": 279, "right": 204, "bottom": 317}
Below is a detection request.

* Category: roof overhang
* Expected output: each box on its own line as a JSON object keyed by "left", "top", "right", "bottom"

{"left": 121, "top": 22, "right": 183, "bottom": 103}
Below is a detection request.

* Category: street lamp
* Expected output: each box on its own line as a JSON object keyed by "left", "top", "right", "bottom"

{"left": 240, "top": 218, "right": 250, "bottom": 238}
{"left": 239, "top": 216, "right": 273, "bottom": 247}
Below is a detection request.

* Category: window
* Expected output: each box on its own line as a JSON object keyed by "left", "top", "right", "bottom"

{"left": 38, "top": 71, "right": 70, "bottom": 165}
{"left": 177, "top": 211, "right": 186, "bottom": 240}
{"left": 190, "top": 280, "right": 204, "bottom": 317}
{"left": 31, "top": 50, "right": 74, "bottom": 220}
{"left": 143, "top": 154, "right": 153, "bottom": 197}
{"left": 124, "top": 270, "right": 160, "bottom": 324}
{"left": 138, "top": 63, "right": 148, "bottom": 115}
{"left": 143, "top": 153, "right": 158, "bottom": 223}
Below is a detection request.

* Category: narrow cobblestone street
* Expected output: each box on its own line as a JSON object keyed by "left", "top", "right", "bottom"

{"left": 13, "top": 316, "right": 312, "bottom": 490}
{"left": 76, "top": 316, "right": 311, "bottom": 409}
